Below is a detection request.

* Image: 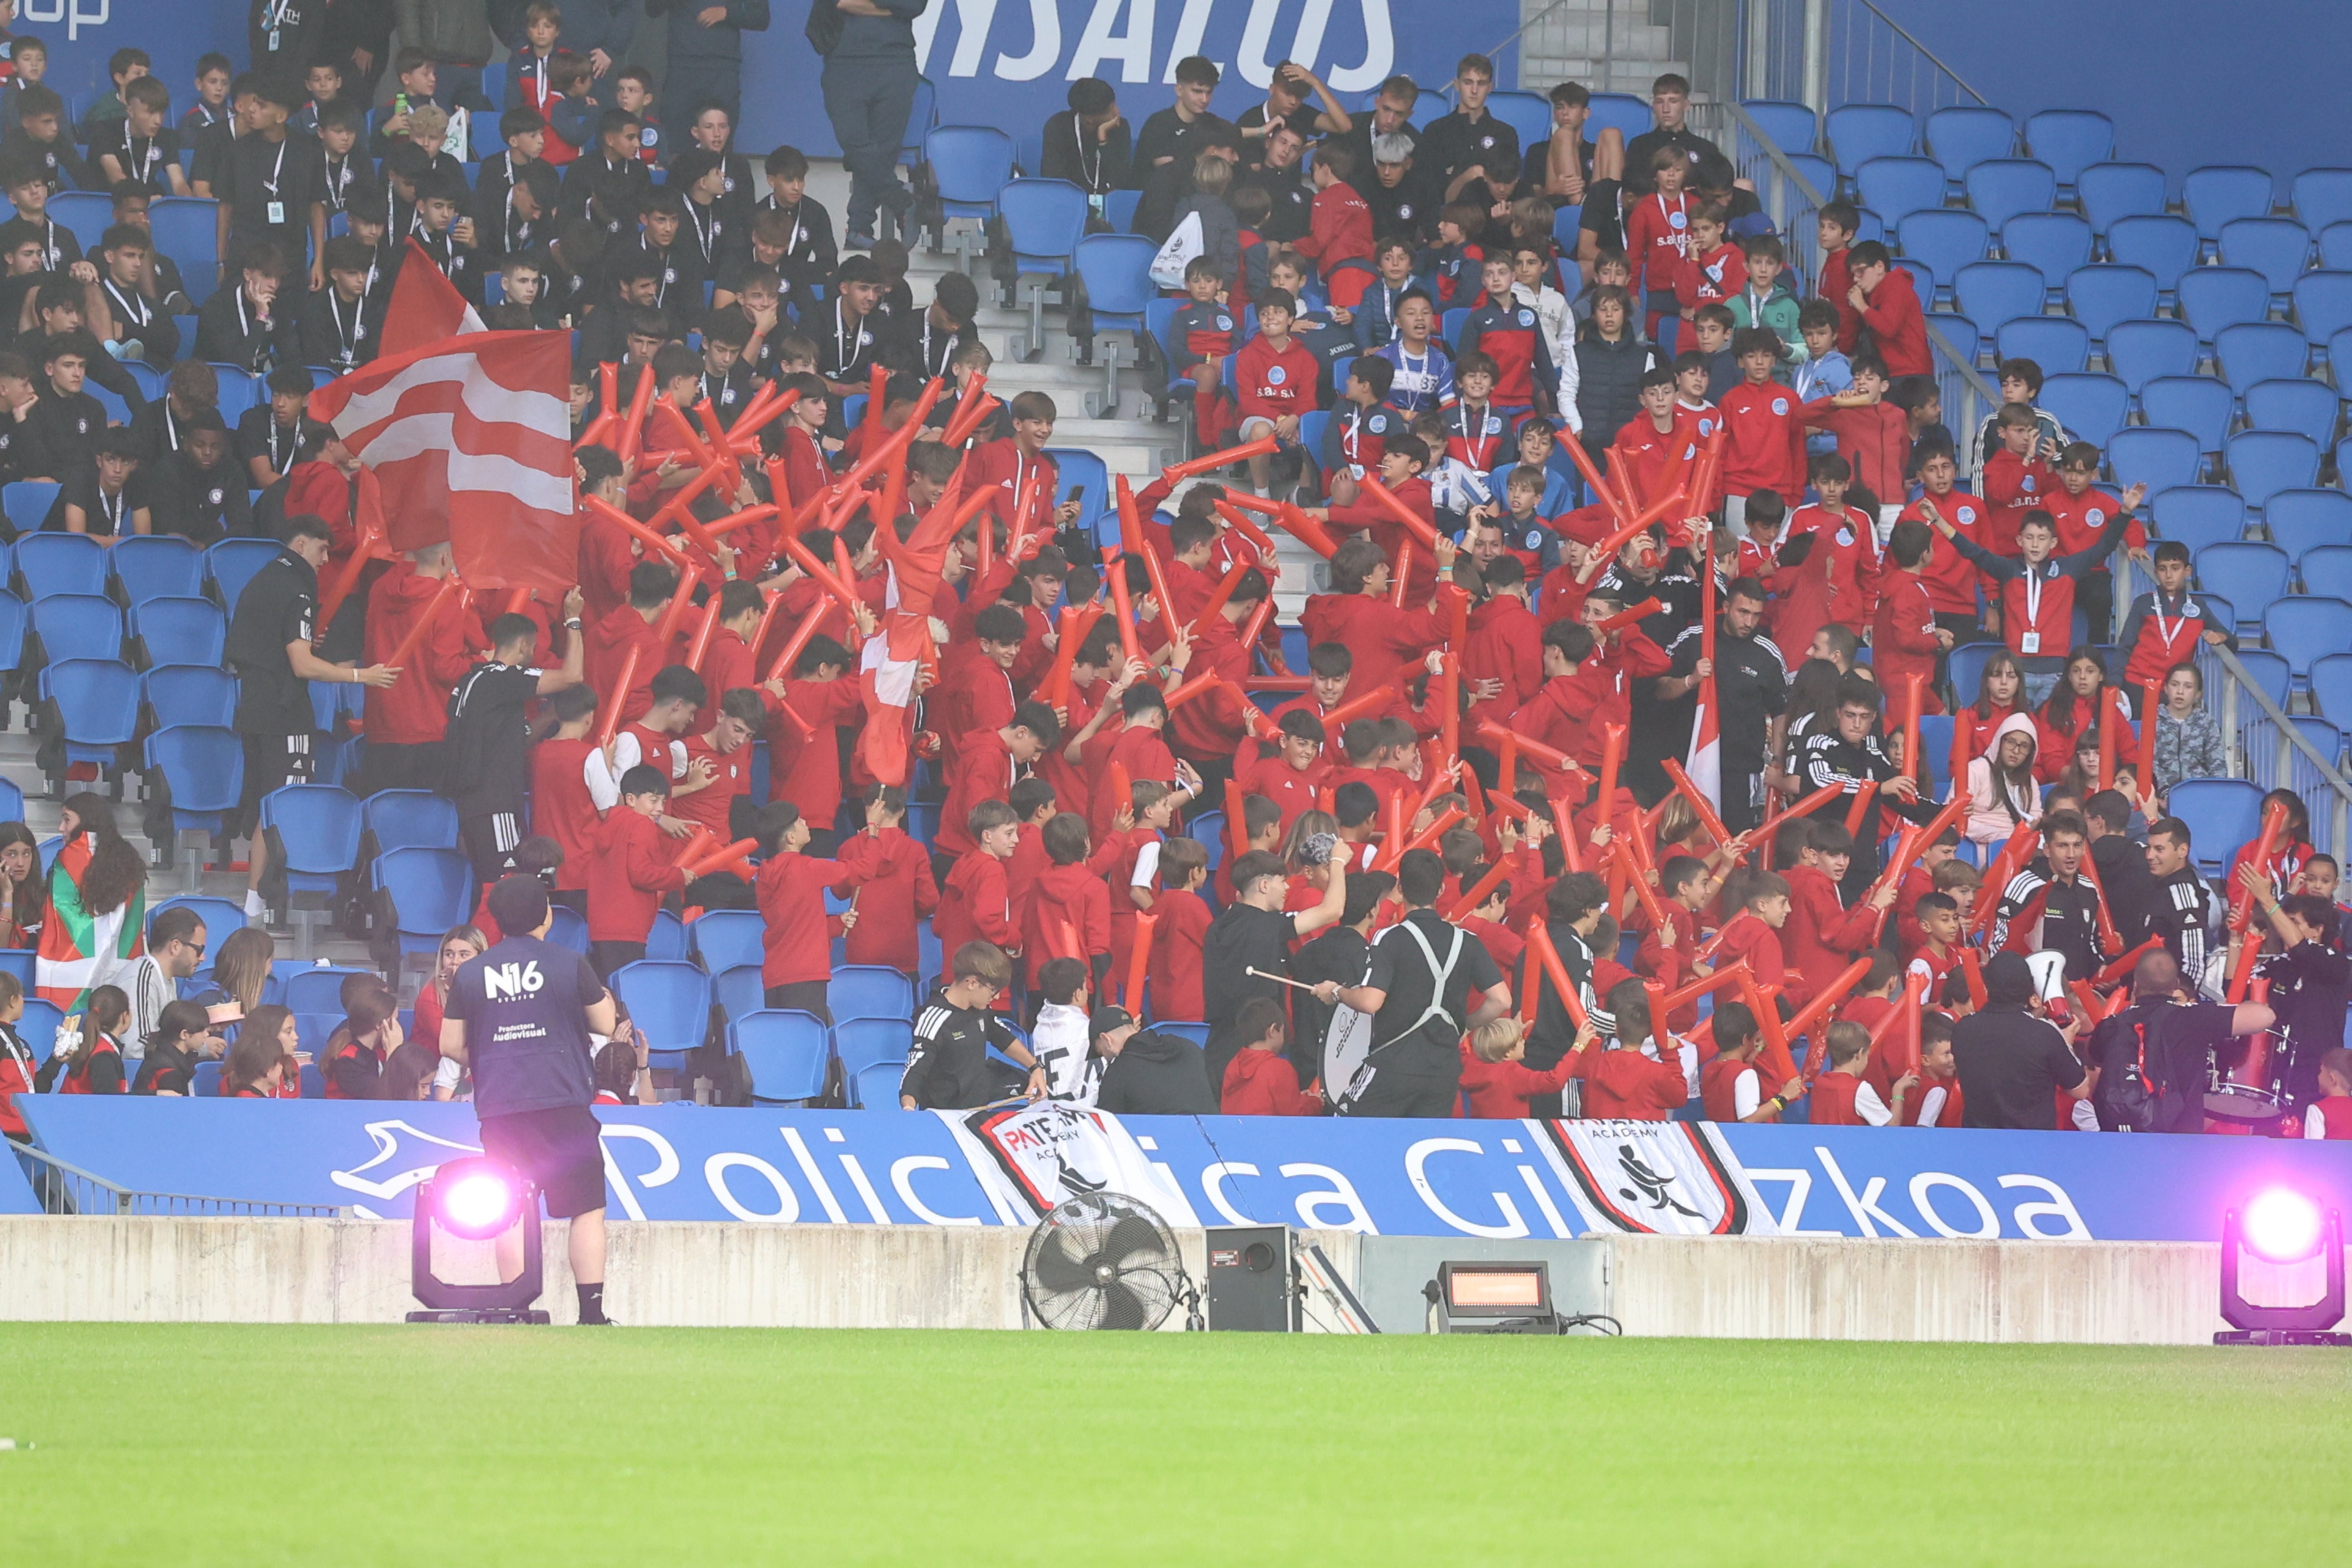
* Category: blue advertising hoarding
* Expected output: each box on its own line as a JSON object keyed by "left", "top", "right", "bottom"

{"left": 20, "top": 1096, "right": 2352, "bottom": 1243}
{"left": 740, "top": 0, "right": 1520, "bottom": 164}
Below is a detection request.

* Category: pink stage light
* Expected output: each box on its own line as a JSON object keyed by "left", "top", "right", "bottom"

{"left": 2242, "top": 1188, "right": 2325, "bottom": 1265}
{"left": 436, "top": 1162, "right": 524, "bottom": 1242}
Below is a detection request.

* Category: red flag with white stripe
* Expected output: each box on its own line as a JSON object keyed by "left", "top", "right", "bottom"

{"left": 308, "top": 328, "right": 577, "bottom": 592}
{"left": 855, "top": 485, "right": 969, "bottom": 786}
{"left": 377, "top": 239, "right": 485, "bottom": 357}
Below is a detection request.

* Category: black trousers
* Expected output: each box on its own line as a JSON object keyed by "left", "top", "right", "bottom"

{"left": 1720, "top": 767, "right": 1766, "bottom": 834}
{"left": 590, "top": 940, "right": 645, "bottom": 980}
{"left": 1348, "top": 1069, "right": 1460, "bottom": 1119}
{"left": 765, "top": 981, "right": 832, "bottom": 1023}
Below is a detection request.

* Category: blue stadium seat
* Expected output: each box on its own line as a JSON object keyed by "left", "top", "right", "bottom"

{"left": 923, "top": 126, "right": 1014, "bottom": 225}
{"left": 2218, "top": 218, "right": 2313, "bottom": 300}
{"left": 2170, "top": 779, "right": 2263, "bottom": 874}
{"left": 1927, "top": 311, "right": 1982, "bottom": 364}
{"left": 0, "top": 591, "right": 25, "bottom": 676}
{"left": 144, "top": 725, "right": 242, "bottom": 853}
{"left": 1187, "top": 809, "right": 1226, "bottom": 873}
{"left": 2103, "top": 318, "right": 2199, "bottom": 393}
{"left": 829, "top": 963, "right": 914, "bottom": 1024}
{"left": 151, "top": 894, "right": 247, "bottom": 941}
{"left": 2151, "top": 486, "right": 2247, "bottom": 551}
{"left": 2320, "top": 223, "right": 2352, "bottom": 273}
{"left": 1995, "top": 316, "right": 2088, "bottom": 374}
{"left": 731, "top": 1010, "right": 828, "bottom": 1104}
{"left": 205, "top": 538, "right": 280, "bottom": 611}
{"left": 1073, "top": 231, "right": 1155, "bottom": 328}
{"left": 2106, "top": 427, "right": 2203, "bottom": 495}
{"left": 1967, "top": 161, "right": 2056, "bottom": 233}
{"left": 547, "top": 903, "right": 588, "bottom": 955}
{"left": 2310, "top": 652, "right": 2352, "bottom": 721}
{"left": 282, "top": 965, "right": 374, "bottom": 1015}
{"left": 1103, "top": 188, "right": 1141, "bottom": 234}
{"left": 108, "top": 534, "right": 203, "bottom": 605}
{"left": 209, "top": 371, "right": 260, "bottom": 424}
{"left": 2262, "top": 596, "right": 2352, "bottom": 677}
{"left": 1923, "top": 106, "right": 2014, "bottom": 185}
{"left": 2293, "top": 272, "right": 2352, "bottom": 349}
{"left": 688, "top": 908, "right": 763, "bottom": 974}
{"left": 2292, "top": 168, "right": 2352, "bottom": 231}
{"left": 2173, "top": 266, "right": 2267, "bottom": 345}
{"left": 835, "top": 1015, "right": 914, "bottom": 1079}
{"left": 361, "top": 789, "right": 458, "bottom": 853}
{"left": 1896, "top": 210, "right": 1988, "bottom": 295}
{"left": 2216, "top": 321, "right": 2309, "bottom": 394}
{"left": 2023, "top": 111, "right": 2115, "bottom": 190}
{"left": 2184, "top": 166, "right": 2277, "bottom": 247}
{"left": 2299, "top": 545, "right": 2352, "bottom": 601}
{"left": 901, "top": 74, "right": 936, "bottom": 162}
{"left": 47, "top": 191, "right": 110, "bottom": 255}
{"left": 143, "top": 665, "right": 236, "bottom": 729}
{"left": 646, "top": 907, "right": 688, "bottom": 961}
{"left": 1856, "top": 156, "right": 1946, "bottom": 224}
{"left": 1439, "top": 308, "right": 1471, "bottom": 349}
{"left": 32, "top": 594, "right": 122, "bottom": 664}
{"left": 2268, "top": 489, "right": 2352, "bottom": 560}
{"left": 2078, "top": 162, "right": 2166, "bottom": 235}
{"left": 2065, "top": 265, "right": 2156, "bottom": 344}
{"left": 2226, "top": 430, "right": 2321, "bottom": 512}
{"left": 1482, "top": 91, "right": 1553, "bottom": 153}
{"left": 845, "top": 1060, "right": 901, "bottom": 1109}
{"left": 611, "top": 959, "right": 711, "bottom": 1067}
{"left": 0, "top": 775, "right": 22, "bottom": 824}
{"left": 1893, "top": 257, "right": 1935, "bottom": 304}
{"left": 371, "top": 847, "right": 473, "bottom": 956}
{"left": 41, "top": 659, "right": 138, "bottom": 779}
{"left": 2105, "top": 215, "right": 2199, "bottom": 298}
{"left": 1952, "top": 262, "right": 2043, "bottom": 334}
{"left": 2139, "top": 377, "right": 2236, "bottom": 454}
{"left": 191, "top": 1060, "right": 224, "bottom": 1097}
{"left": 2193, "top": 543, "right": 2291, "bottom": 615}
{"left": 2001, "top": 211, "right": 2089, "bottom": 292}
{"left": 998, "top": 177, "right": 1089, "bottom": 277}
{"left": 2, "top": 482, "right": 58, "bottom": 539}
{"left": 1825, "top": 104, "right": 1916, "bottom": 179}
{"left": 1583, "top": 93, "right": 1651, "bottom": 143}
{"left": 148, "top": 197, "right": 220, "bottom": 305}
{"left": 2243, "top": 380, "right": 2340, "bottom": 447}
{"left": 2035, "top": 373, "right": 2128, "bottom": 448}
{"left": 15, "top": 532, "right": 106, "bottom": 599}
{"left": 1742, "top": 100, "right": 1820, "bottom": 156}
{"left": 713, "top": 963, "right": 764, "bottom": 1023}
{"left": 1153, "top": 1020, "right": 1211, "bottom": 1048}
{"left": 131, "top": 597, "right": 226, "bottom": 669}
{"left": 260, "top": 785, "right": 361, "bottom": 895}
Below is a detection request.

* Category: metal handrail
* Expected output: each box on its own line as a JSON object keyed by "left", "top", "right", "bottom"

{"left": 2208, "top": 643, "right": 2352, "bottom": 852}
{"left": 12, "top": 1143, "right": 347, "bottom": 1219}
{"left": 1841, "top": 0, "right": 1988, "bottom": 107}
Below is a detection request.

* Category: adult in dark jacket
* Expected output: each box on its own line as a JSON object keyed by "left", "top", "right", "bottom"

{"left": 652, "top": 0, "right": 773, "bottom": 132}
{"left": 324, "top": 0, "right": 398, "bottom": 102}
{"left": 394, "top": 0, "right": 498, "bottom": 111}
{"left": 1572, "top": 292, "right": 1652, "bottom": 472}
{"left": 1095, "top": 1025, "right": 1218, "bottom": 1115}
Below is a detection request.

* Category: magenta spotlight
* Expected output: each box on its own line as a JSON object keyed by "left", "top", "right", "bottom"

{"left": 2217, "top": 1188, "right": 2351, "bottom": 1348}
{"left": 407, "top": 1158, "right": 551, "bottom": 1325}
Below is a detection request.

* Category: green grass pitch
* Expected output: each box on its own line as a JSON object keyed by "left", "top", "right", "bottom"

{"left": 4, "top": 1325, "right": 2350, "bottom": 1564}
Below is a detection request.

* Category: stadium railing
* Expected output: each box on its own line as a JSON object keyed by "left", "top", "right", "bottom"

{"left": 14, "top": 1143, "right": 347, "bottom": 1219}
{"left": 2206, "top": 642, "right": 2352, "bottom": 858}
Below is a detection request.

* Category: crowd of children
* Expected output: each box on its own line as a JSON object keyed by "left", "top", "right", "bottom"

{"left": 0, "top": 30, "right": 2330, "bottom": 1145}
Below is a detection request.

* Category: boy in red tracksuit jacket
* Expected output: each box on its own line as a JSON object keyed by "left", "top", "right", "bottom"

{"left": 774, "top": 388, "right": 834, "bottom": 509}
{"left": 1022, "top": 813, "right": 1111, "bottom": 990}
{"left": 1623, "top": 151, "right": 1694, "bottom": 341}
{"left": 1871, "top": 520, "right": 1950, "bottom": 717}
{"left": 1781, "top": 822, "right": 1893, "bottom": 1000}
{"left": 586, "top": 763, "right": 689, "bottom": 976}
{"left": 1577, "top": 982, "right": 1688, "bottom": 1119}
{"left": 1220, "top": 997, "right": 1318, "bottom": 1115}
{"left": 2117, "top": 541, "right": 2235, "bottom": 692}
{"left": 1146, "top": 838, "right": 1214, "bottom": 1022}
{"left": 933, "top": 800, "right": 1021, "bottom": 982}
{"left": 361, "top": 552, "right": 482, "bottom": 789}
{"left": 1508, "top": 620, "right": 1613, "bottom": 770}
{"left": 1845, "top": 242, "right": 1930, "bottom": 378}
{"left": 530, "top": 689, "right": 600, "bottom": 910}
{"left": 1310, "top": 443, "right": 1442, "bottom": 602}
{"left": 767, "top": 635, "right": 865, "bottom": 843}
{"left": 1932, "top": 504, "right": 2134, "bottom": 661}
{"left": 1233, "top": 289, "right": 1322, "bottom": 496}
{"left": 835, "top": 788, "right": 940, "bottom": 975}
{"left": 1809, "top": 1021, "right": 1910, "bottom": 1125}
{"left": 753, "top": 801, "right": 865, "bottom": 1013}
{"left": 2046, "top": 442, "right": 2149, "bottom": 641}
{"left": 1717, "top": 328, "right": 1831, "bottom": 511}
{"left": 1898, "top": 449, "right": 1987, "bottom": 633}
{"left": 1459, "top": 1017, "right": 1583, "bottom": 1118}
{"left": 1635, "top": 855, "right": 1711, "bottom": 1031}
{"left": 1713, "top": 874, "right": 1800, "bottom": 1082}
{"left": 1296, "top": 536, "right": 1449, "bottom": 695}
{"left": 1978, "top": 407, "right": 2059, "bottom": 559}
{"left": 1464, "top": 557, "right": 1544, "bottom": 717}
{"left": 1804, "top": 360, "right": 1909, "bottom": 512}
{"left": 1675, "top": 209, "right": 1743, "bottom": 316}
{"left": 1234, "top": 713, "right": 1328, "bottom": 837}
{"left": 1296, "top": 146, "right": 1373, "bottom": 272}
{"left": 1789, "top": 455, "right": 1880, "bottom": 639}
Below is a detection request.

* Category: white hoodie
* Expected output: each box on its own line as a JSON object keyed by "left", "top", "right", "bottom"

{"left": 1032, "top": 1001, "right": 1101, "bottom": 1105}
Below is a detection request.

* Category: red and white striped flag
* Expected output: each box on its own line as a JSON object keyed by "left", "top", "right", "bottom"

{"left": 377, "top": 238, "right": 485, "bottom": 357}
{"left": 308, "top": 328, "right": 579, "bottom": 593}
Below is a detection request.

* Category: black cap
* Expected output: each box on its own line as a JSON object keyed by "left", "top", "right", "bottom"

{"left": 1089, "top": 1006, "right": 1134, "bottom": 1038}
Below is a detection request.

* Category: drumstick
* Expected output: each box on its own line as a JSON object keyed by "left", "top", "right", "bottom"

{"left": 1246, "top": 966, "right": 1323, "bottom": 993}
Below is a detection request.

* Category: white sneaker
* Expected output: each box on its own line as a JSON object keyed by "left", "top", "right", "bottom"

{"left": 243, "top": 888, "right": 267, "bottom": 920}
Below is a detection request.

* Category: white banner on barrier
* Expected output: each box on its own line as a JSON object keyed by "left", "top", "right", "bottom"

{"left": 1532, "top": 1119, "right": 1783, "bottom": 1237}
{"left": 940, "top": 1103, "right": 1202, "bottom": 1225}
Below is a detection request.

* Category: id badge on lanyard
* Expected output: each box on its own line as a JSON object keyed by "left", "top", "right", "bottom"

{"left": 2018, "top": 571, "right": 2043, "bottom": 656}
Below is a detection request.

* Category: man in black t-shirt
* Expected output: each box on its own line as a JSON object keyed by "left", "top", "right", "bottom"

{"left": 1200, "top": 847, "right": 1349, "bottom": 1087}
{"left": 1288, "top": 869, "right": 1397, "bottom": 1093}
{"left": 1327, "top": 850, "right": 1509, "bottom": 1118}
{"left": 901, "top": 941, "right": 1038, "bottom": 1110}
{"left": 226, "top": 513, "right": 398, "bottom": 922}
{"left": 1664, "top": 574, "right": 1787, "bottom": 831}
{"left": 443, "top": 874, "right": 620, "bottom": 1325}
{"left": 2092, "top": 949, "right": 2275, "bottom": 1132}
{"left": 1952, "top": 952, "right": 2092, "bottom": 1130}
{"left": 214, "top": 76, "right": 312, "bottom": 269}
{"left": 444, "top": 607, "right": 588, "bottom": 887}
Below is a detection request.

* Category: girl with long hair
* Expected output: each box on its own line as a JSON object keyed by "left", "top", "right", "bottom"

{"left": 33, "top": 983, "right": 131, "bottom": 1095}
{"left": 2150, "top": 661, "right": 2227, "bottom": 801}
{"left": 1963, "top": 714, "right": 2043, "bottom": 845}
{"left": 35, "top": 792, "right": 146, "bottom": 1011}
{"left": 1949, "top": 649, "right": 2028, "bottom": 793}
{"left": 409, "top": 924, "right": 486, "bottom": 1065}
{"left": 2034, "top": 648, "right": 2129, "bottom": 785}
{"left": 0, "top": 821, "right": 47, "bottom": 950}
{"left": 197, "top": 926, "right": 277, "bottom": 1024}
{"left": 233, "top": 1005, "right": 303, "bottom": 1099}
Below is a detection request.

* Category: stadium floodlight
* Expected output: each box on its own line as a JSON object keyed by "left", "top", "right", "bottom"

{"left": 2216, "top": 1188, "right": 2351, "bottom": 1347}
{"left": 406, "top": 1158, "right": 553, "bottom": 1325}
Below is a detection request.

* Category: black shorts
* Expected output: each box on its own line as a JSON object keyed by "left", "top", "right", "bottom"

{"left": 476, "top": 1104, "right": 608, "bottom": 1219}
{"left": 236, "top": 729, "right": 316, "bottom": 832}
{"left": 459, "top": 811, "right": 523, "bottom": 886}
